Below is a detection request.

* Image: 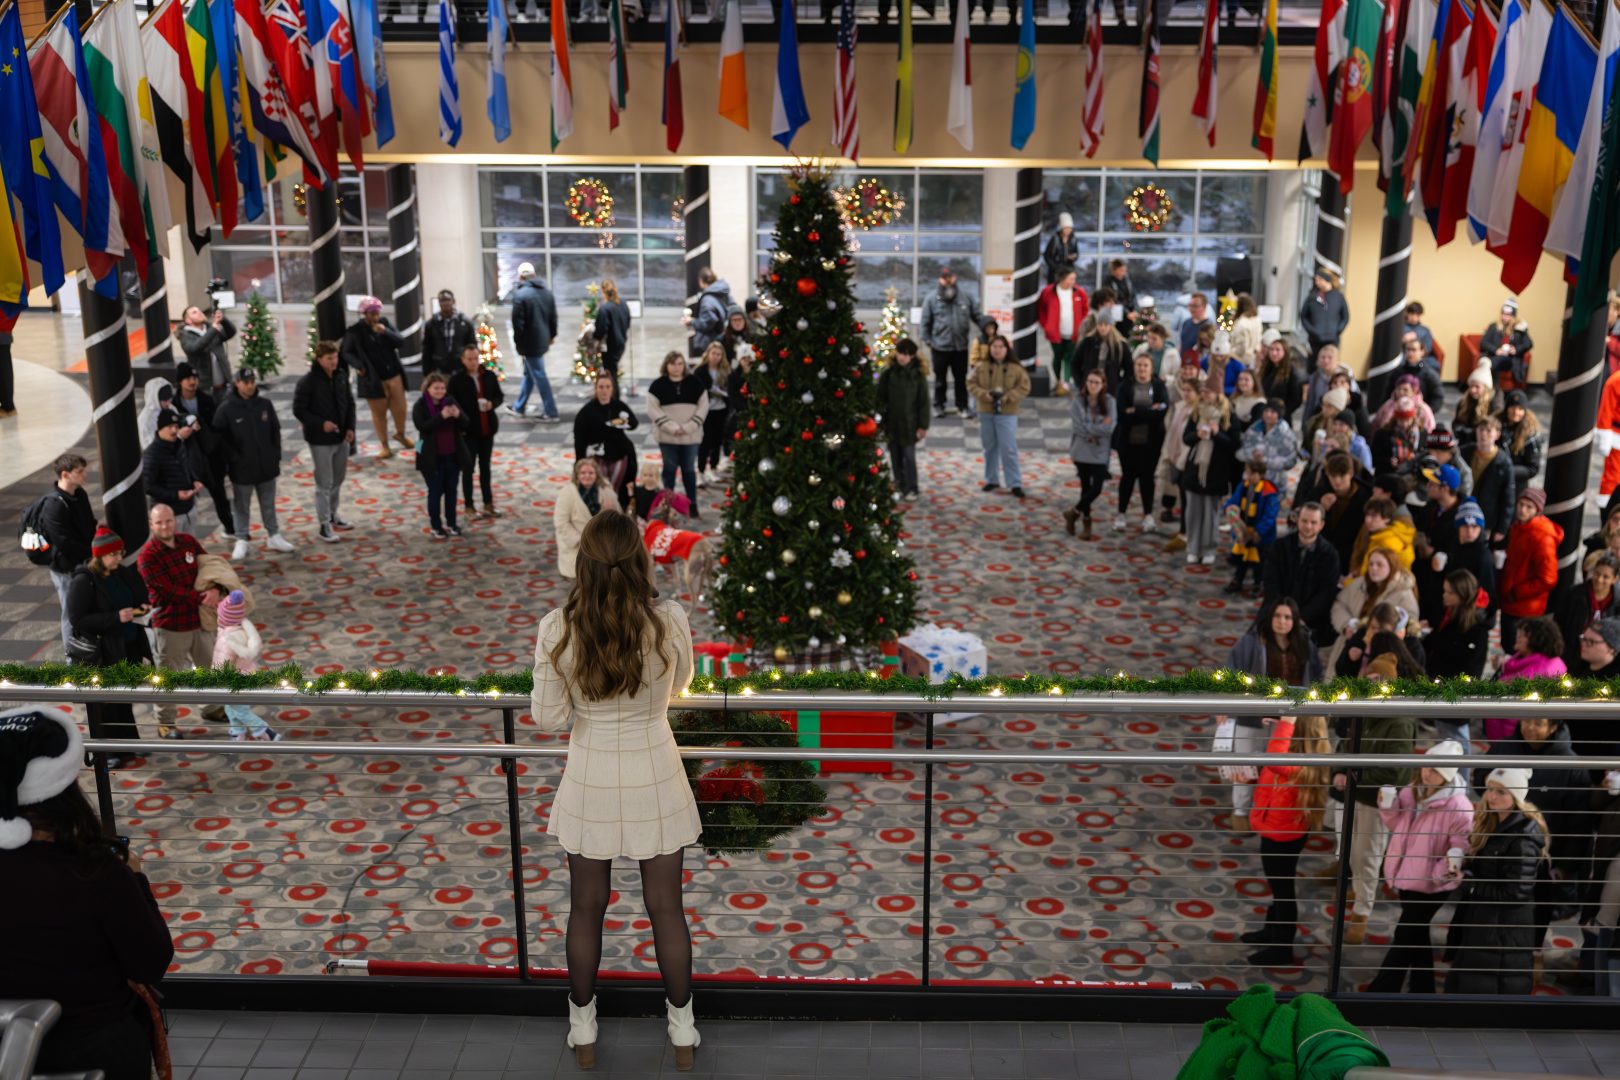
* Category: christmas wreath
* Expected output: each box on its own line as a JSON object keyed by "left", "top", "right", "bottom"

{"left": 566, "top": 178, "right": 616, "bottom": 229}
{"left": 1123, "top": 183, "right": 1174, "bottom": 232}
{"left": 671, "top": 710, "right": 827, "bottom": 856}
{"left": 836, "top": 177, "right": 904, "bottom": 231}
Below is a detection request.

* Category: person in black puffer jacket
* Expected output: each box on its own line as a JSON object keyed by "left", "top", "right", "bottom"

{"left": 1446, "top": 768, "right": 1547, "bottom": 995}
{"left": 140, "top": 410, "right": 199, "bottom": 524}
{"left": 448, "top": 342, "right": 506, "bottom": 519}
{"left": 573, "top": 372, "right": 640, "bottom": 511}
{"left": 65, "top": 528, "right": 154, "bottom": 753}
{"left": 509, "top": 266, "right": 560, "bottom": 420}
{"left": 213, "top": 369, "right": 290, "bottom": 556}
{"left": 293, "top": 341, "right": 358, "bottom": 542}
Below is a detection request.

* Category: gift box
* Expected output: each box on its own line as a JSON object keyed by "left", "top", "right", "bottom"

{"left": 693, "top": 641, "right": 750, "bottom": 678}
{"left": 897, "top": 624, "right": 988, "bottom": 684}
{"left": 774, "top": 710, "right": 895, "bottom": 775}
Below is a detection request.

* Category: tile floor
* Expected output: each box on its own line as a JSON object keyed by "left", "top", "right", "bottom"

{"left": 160, "top": 1011, "right": 1620, "bottom": 1080}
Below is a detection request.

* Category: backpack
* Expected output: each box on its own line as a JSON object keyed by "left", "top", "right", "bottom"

{"left": 19, "top": 491, "right": 60, "bottom": 567}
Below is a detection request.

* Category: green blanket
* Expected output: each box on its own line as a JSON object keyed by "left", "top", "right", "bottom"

{"left": 1174, "top": 984, "right": 1389, "bottom": 1080}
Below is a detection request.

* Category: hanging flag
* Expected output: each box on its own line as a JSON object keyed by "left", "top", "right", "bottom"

{"left": 235, "top": 0, "right": 328, "bottom": 180}
{"left": 88, "top": 0, "right": 173, "bottom": 265}
{"left": 1192, "top": 0, "right": 1218, "bottom": 147}
{"left": 439, "top": 0, "right": 461, "bottom": 146}
{"left": 1498, "top": 6, "right": 1599, "bottom": 293}
{"left": 893, "top": 0, "right": 912, "bottom": 152}
{"left": 1470, "top": 0, "right": 1550, "bottom": 244}
{"left": 1253, "top": 0, "right": 1279, "bottom": 159}
{"left": 771, "top": 0, "right": 809, "bottom": 150}
{"left": 718, "top": 0, "right": 748, "bottom": 130}
{"left": 363, "top": 0, "right": 394, "bottom": 146}
{"left": 947, "top": 0, "right": 973, "bottom": 151}
{"left": 661, "top": 0, "right": 682, "bottom": 151}
{"left": 209, "top": 0, "right": 262, "bottom": 223}
{"left": 83, "top": 1, "right": 154, "bottom": 278}
{"left": 1413, "top": 0, "right": 1471, "bottom": 233}
{"left": 1382, "top": 0, "right": 1431, "bottom": 215}
{"left": 267, "top": 0, "right": 338, "bottom": 184}
{"left": 1370, "top": 0, "right": 1401, "bottom": 164}
{"left": 0, "top": 156, "right": 25, "bottom": 330}
{"left": 487, "top": 0, "right": 510, "bottom": 142}
{"left": 550, "top": 0, "right": 574, "bottom": 148}
{"left": 184, "top": 0, "right": 239, "bottom": 232}
{"left": 1301, "top": 0, "right": 1347, "bottom": 161}
{"left": 1138, "top": 0, "right": 1160, "bottom": 165}
{"left": 0, "top": 3, "right": 64, "bottom": 302}
{"left": 1432, "top": 0, "right": 1494, "bottom": 243}
{"left": 30, "top": 5, "right": 122, "bottom": 292}
{"left": 1402, "top": 0, "right": 1459, "bottom": 198}
{"left": 1011, "top": 0, "right": 1036, "bottom": 150}
{"left": 143, "top": 0, "right": 214, "bottom": 250}
{"left": 1574, "top": 34, "right": 1620, "bottom": 329}
{"left": 312, "top": 0, "right": 368, "bottom": 168}
{"left": 607, "top": 0, "right": 629, "bottom": 131}
{"left": 1327, "top": 0, "right": 1383, "bottom": 193}
{"left": 1545, "top": 6, "right": 1620, "bottom": 279}
{"left": 298, "top": 0, "right": 338, "bottom": 177}
{"left": 833, "top": 0, "right": 859, "bottom": 160}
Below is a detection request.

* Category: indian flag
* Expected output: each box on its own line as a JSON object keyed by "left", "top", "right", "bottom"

{"left": 549, "top": 0, "right": 574, "bottom": 148}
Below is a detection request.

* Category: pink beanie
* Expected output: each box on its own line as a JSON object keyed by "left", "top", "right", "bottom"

{"left": 217, "top": 590, "right": 247, "bottom": 628}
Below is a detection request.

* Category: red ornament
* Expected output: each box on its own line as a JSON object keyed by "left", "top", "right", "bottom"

{"left": 771, "top": 327, "right": 781, "bottom": 337}
{"left": 769, "top": 273, "right": 781, "bottom": 284}
{"left": 790, "top": 194, "right": 801, "bottom": 205}
{"left": 908, "top": 571, "right": 918, "bottom": 580}
{"left": 800, "top": 430, "right": 813, "bottom": 441}
{"left": 826, "top": 336, "right": 838, "bottom": 346}
{"left": 777, "top": 615, "right": 790, "bottom": 624}
{"left": 855, "top": 322, "right": 865, "bottom": 332}
{"left": 763, "top": 527, "right": 773, "bottom": 537}
{"left": 869, "top": 464, "right": 880, "bottom": 474}
{"left": 846, "top": 475, "right": 856, "bottom": 484}
{"left": 815, "top": 417, "right": 825, "bottom": 426}
{"left": 795, "top": 277, "right": 818, "bottom": 297}
{"left": 747, "top": 420, "right": 756, "bottom": 430}
{"left": 778, "top": 348, "right": 789, "bottom": 358}
{"left": 719, "top": 555, "right": 729, "bottom": 565}
{"left": 834, "top": 390, "right": 844, "bottom": 399}
{"left": 803, "top": 356, "right": 814, "bottom": 365}
{"left": 733, "top": 431, "right": 743, "bottom": 441}
{"left": 697, "top": 763, "right": 765, "bottom": 807}
{"left": 854, "top": 417, "right": 879, "bottom": 438}
{"left": 807, "top": 230, "right": 821, "bottom": 242}
{"left": 855, "top": 550, "right": 867, "bottom": 560}
{"left": 777, "top": 380, "right": 786, "bottom": 389}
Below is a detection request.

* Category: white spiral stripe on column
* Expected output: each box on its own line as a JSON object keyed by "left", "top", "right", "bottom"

{"left": 1376, "top": 245, "right": 1413, "bottom": 270}
{"left": 1373, "top": 297, "right": 1409, "bottom": 326}
{"left": 91, "top": 375, "right": 134, "bottom": 424}
{"left": 312, "top": 271, "right": 347, "bottom": 307}
{"left": 684, "top": 190, "right": 709, "bottom": 216}
{"left": 103, "top": 465, "right": 144, "bottom": 505}
{"left": 386, "top": 191, "right": 417, "bottom": 220}
{"left": 83, "top": 314, "right": 129, "bottom": 351}
{"left": 310, "top": 217, "right": 341, "bottom": 252}
{"left": 140, "top": 283, "right": 168, "bottom": 312}
{"left": 1547, "top": 493, "right": 1589, "bottom": 517}
{"left": 1013, "top": 224, "right": 1043, "bottom": 245}
{"left": 1554, "top": 362, "right": 1605, "bottom": 396}
{"left": 389, "top": 238, "right": 420, "bottom": 261}
{"left": 1318, "top": 211, "right": 1347, "bottom": 231}
{"left": 135, "top": 331, "right": 173, "bottom": 365}
{"left": 1559, "top": 548, "right": 1586, "bottom": 569}
{"left": 1013, "top": 191, "right": 1043, "bottom": 209}
{"left": 1547, "top": 428, "right": 1595, "bottom": 460}
{"left": 1366, "top": 353, "right": 1404, "bottom": 379}
{"left": 1008, "top": 323, "right": 1038, "bottom": 341}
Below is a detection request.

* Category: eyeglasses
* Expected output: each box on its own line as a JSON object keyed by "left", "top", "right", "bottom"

{"left": 1581, "top": 634, "right": 1606, "bottom": 646}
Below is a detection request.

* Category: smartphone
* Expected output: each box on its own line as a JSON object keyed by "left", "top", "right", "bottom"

{"left": 108, "top": 835, "right": 130, "bottom": 862}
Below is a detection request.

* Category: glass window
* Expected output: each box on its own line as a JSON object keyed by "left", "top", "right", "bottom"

{"left": 477, "top": 165, "right": 684, "bottom": 308}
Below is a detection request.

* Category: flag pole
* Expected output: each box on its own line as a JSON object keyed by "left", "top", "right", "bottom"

{"left": 1363, "top": 198, "right": 1414, "bottom": 407}
{"left": 386, "top": 164, "right": 425, "bottom": 385}
{"left": 1010, "top": 168, "right": 1044, "bottom": 384}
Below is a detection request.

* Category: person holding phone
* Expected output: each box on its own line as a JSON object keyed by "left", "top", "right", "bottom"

{"left": 413, "top": 373, "right": 473, "bottom": 539}
{"left": 67, "top": 528, "right": 154, "bottom": 760}
{"left": 0, "top": 709, "right": 174, "bottom": 1080}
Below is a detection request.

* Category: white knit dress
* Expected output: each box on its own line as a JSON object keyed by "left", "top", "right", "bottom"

{"left": 530, "top": 600, "right": 702, "bottom": 860}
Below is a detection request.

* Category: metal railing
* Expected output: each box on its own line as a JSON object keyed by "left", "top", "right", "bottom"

{"left": 16, "top": 684, "right": 1620, "bottom": 1018}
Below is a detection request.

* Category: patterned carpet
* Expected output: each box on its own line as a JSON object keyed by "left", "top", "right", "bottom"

{"left": 5, "top": 374, "right": 1579, "bottom": 994}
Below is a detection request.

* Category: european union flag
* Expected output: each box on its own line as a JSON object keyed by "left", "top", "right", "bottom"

{"left": 1010, "top": 0, "right": 1035, "bottom": 149}
{"left": 0, "top": 4, "right": 64, "bottom": 299}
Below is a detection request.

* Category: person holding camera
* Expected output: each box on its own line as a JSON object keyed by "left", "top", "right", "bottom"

{"left": 342, "top": 296, "right": 414, "bottom": 457}
{"left": 66, "top": 528, "right": 154, "bottom": 755}
{"left": 179, "top": 294, "right": 237, "bottom": 396}
{"left": 967, "top": 334, "right": 1030, "bottom": 499}
{"left": 0, "top": 709, "right": 175, "bottom": 1080}
{"left": 141, "top": 408, "right": 203, "bottom": 533}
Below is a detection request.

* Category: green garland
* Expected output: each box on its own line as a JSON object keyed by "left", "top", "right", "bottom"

{"left": 2, "top": 661, "right": 1613, "bottom": 706}
{"left": 671, "top": 711, "right": 827, "bottom": 856}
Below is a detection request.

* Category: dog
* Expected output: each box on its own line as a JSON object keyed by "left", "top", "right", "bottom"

{"left": 633, "top": 466, "right": 714, "bottom": 617}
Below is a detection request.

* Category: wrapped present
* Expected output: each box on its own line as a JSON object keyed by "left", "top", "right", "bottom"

{"left": 693, "top": 641, "right": 749, "bottom": 678}
{"left": 875, "top": 638, "right": 901, "bottom": 680}
{"left": 775, "top": 710, "right": 894, "bottom": 775}
{"left": 897, "top": 624, "right": 988, "bottom": 684}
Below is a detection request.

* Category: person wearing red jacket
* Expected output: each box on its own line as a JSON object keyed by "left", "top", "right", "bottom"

{"left": 1594, "top": 367, "right": 1620, "bottom": 496}
{"left": 1498, "top": 488, "right": 1563, "bottom": 649}
{"left": 1036, "top": 268, "right": 1090, "bottom": 395}
{"left": 1241, "top": 715, "right": 1332, "bottom": 967}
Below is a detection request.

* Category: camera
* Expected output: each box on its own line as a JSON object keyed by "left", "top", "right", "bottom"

{"left": 205, "top": 277, "right": 229, "bottom": 311}
{"left": 990, "top": 388, "right": 1004, "bottom": 415}
{"left": 108, "top": 835, "right": 130, "bottom": 862}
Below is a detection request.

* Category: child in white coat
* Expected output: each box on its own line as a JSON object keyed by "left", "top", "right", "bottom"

{"left": 212, "top": 589, "right": 278, "bottom": 741}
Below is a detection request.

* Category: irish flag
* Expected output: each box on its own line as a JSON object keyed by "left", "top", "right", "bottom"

{"left": 718, "top": 0, "right": 747, "bottom": 129}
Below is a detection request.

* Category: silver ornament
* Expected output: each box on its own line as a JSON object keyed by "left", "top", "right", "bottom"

{"left": 837, "top": 634, "right": 847, "bottom": 645}
{"left": 826, "top": 300, "right": 837, "bottom": 310}
{"left": 758, "top": 457, "right": 776, "bottom": 474}
{"left": 807, "top": 519, "right": 821, "bottom": 530}
{"left": 839, "top": 346, "right": 850, "bottom": 355}
{"left": 808, "top": 636, "right": 821, "bottom": 648}
{"left": 780, "top": 549, "right": 797, "bottom": 565}
{"left": 801, "top": 391, "right": 814, "bottom": 404}
{"left": 772, "top": 496, "right": 792, "bottom": 517}
{"left": 822, "top": 433, "right": 845, "bottom": 450}
{"left": 771, "top": 420, "right": 782, "bottom": 430}
{"left": 765, "top": 570, "right": 776, "bottom": 581}
{"left": 807, "top": 471, "right": 823, "bottom": 486}
{"left": 818, "top": 369, "right": 829, "bottom": 380}
{"left": 795, "top": 318, "right": 809, "bottom": 331}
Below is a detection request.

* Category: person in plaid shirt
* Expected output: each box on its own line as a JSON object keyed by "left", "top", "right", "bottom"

{"left": 136, "top": 505, "right": 222, "bottom": 738}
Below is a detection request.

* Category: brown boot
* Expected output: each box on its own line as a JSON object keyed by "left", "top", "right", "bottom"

{"left": 1343, "top": 913, "right": 1368, "bottom": 946}
{"left": 1312, "top": 860, "right": 1341, "bottom": 882}
{"left": 1080, "top": 513, "right": 1095, "bottom": 541}
{"left": 1063, "top": 507, "right": 1079, "bottom": 536}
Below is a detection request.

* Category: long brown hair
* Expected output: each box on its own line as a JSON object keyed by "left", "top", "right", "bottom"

{"left": 1284, "top": 715, "right": 1333, "bottom": 830}
{"left": 549, "top": 511, "right": 671, "bottom": 701}
{"left": 1501, "top": 403, "right": 1541, "bottom": 453}
{"left": 1469, "top": 791, "right": 1549, "bottom": 856}
{"left": 600, "top": 278, "right": 620, "bottom": 304}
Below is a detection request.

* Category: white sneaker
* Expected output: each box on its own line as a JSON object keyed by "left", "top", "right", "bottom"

{"left": 1112, "top": 516, "right": 1127, "bottom": 531}
{"left": 1201, "top": 553, "right": 1217, "bottom": 565}
{"left": 696, "top": 471, "right": 710, "bottom": 489}
{"left": 1141, "top": 515, "right": 1156, "bottom": 533}
{"left": 1186, "top": 553, "right": 1199, "bottom": 564}
{"left": 266, "top": 533, "right": 296, "bottom": 553}
{"left": 231, "top": 539, "right": 250, "bottom": 561}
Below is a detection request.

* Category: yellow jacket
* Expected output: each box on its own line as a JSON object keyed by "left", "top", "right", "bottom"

{"left": 1349, "top": 516, "right": 1416, "bottom": 577}
{"left": 966, "top": 358, "right": 1032, "bottom": 416}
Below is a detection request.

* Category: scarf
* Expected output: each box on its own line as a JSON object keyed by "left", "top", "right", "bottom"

{"left": 579, "top": 483, "right": 601, "bottom": 516}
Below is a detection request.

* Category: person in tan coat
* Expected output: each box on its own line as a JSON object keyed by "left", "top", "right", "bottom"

{"left": 967, "top": 335, "right": 1032, "bottom": 499}
{"left": 554, "top": 459, "right": 621, "bottom": 579}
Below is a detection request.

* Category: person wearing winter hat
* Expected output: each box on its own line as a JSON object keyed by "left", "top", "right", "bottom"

{"left": 210, "top": 588, "right": 277, "bottom": 742}
{"left": 1443, "top": 501, "right": 1499, "bottom": 620}
{"left": 66, "top": 528, "right": 154, "bottom": 758}
{"left": 1482, "top": 298, "right": 1535, "bottom": 388}
{"left": 1369, "top": 739, "right": 1476, "bottom": 993}
{"left": 1454, "top": 363, "right": 1497, "bottom": 448}
{"left": 1445, "top": 767, "right": 1547, "bottom": 995}
{"left": 171, "top": 359, "right": 235, "bottom": 539}
{"left": 0, "top": 709, "right": 174, "bottom": 1080}
{"left": 140, "top": 407, "right": 201, "bottom": 533}
{"left": 1209, "top": 327, "right": 1243, "bottom": 396}
{"left": 341, "top": 294, "right": 412, "bottom": 459}
{"left": 1042, "top": 211, "right": 1080, "bottom": 284}
{"left": 1499, "top": 388, "right": 1545, "bottom": 488}
{"left": 1498, "top": 488, "right": 1562, "bottom": 648}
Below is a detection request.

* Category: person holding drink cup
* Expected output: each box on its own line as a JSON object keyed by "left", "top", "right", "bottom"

{"left": 1368, "top": 741, "right": 1474, "bottom": 992}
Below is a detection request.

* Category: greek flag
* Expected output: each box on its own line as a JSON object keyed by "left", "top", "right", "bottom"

{"left": 487, "top": 0, "right": 511, "bottom": 143}
{"left": 439, "top": 0, "right": 461, "bottom": 146}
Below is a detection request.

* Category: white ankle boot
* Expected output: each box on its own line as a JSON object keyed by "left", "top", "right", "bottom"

{"left": 667, "top": 997, "right": 700, "bottom": 1071}
{"left": 566, "top": 996, "right": 597, "bottom": 1070}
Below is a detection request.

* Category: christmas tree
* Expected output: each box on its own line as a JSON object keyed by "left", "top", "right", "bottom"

{"left": 238, "top": 291, "right": 283, "bottom": 378}
{"left": 474, "top": 303, "right": 505, "bottom": 378}
{"left": 871, "top": 287, "right": 906, "bottom": 368}
{"left": 571, "top": 282, "right": 602, "bottom": 382}
{"left": 305, "top": 309, "right": 319, "bottom": 365}
{"left": 711, "top": 164, "right": 919, "bottom": 661}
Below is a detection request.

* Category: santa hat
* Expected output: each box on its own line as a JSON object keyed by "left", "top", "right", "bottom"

{"left": 217, "top": 590, "right": 247, "bottom": 629}
{"left": 0, "top": 709, "right": 83, "bottom": 850}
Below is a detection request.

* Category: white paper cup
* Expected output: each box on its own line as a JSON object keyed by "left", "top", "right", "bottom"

{"left": 1378, "top": 785, "right": 1398, "bottom": 809}
{"left": 1494, "top": 549, "right": 1507, "bottom": 569}
{"left": 1432, "top": 551, "right": 1448, "bottom": 571}
{"left": 1606, "top": 770, "right": 1620, "bottom": 796}
{"left": 1447, "top": 846, "right": 1465, "bottom": 874}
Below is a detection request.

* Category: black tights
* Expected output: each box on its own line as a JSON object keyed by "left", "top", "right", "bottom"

{"left": 1074, "top": 463, "right": 1109, "bottom": 514}
{"left": 1370, "top": 889, "right": 1453, "bottom": 993}
{"left": 1258, "top": 836, "right": 1307, "bottom": 944}
{"left": 566, "top": 852, "right": 692, "bottom": 1008}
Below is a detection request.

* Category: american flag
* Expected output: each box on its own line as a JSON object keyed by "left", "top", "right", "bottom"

{"left": 1079, "top": 0, "right": 1104, "bottom": 157}
{"left": 833, "top": 0, "right": 859, "bottom": 161}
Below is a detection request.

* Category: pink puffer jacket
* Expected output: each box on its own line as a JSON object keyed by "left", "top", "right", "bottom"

{"left": 1485, "top": 652, "right": 1567, "bottom": 741}
{"left": 1378, "top": 782, "right": 1476, "bottom": 894}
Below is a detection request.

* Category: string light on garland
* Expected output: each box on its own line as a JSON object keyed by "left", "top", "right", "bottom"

{"left": 835, "top": 177, "right": 905, "bottom": 231}
{"left": 1123, "top": 183, "right": 1174, "bottom": 232}
{"left": 566, "top": 178, "right": 616, "bottom": 229}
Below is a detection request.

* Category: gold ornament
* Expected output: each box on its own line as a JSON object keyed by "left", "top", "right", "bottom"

{"left": 807, "top": 471, "right": 823, "bottom": 486}
{"left": 821, "top": 259, "right": 837, "bottom": 272}
{"left": 780, "top": 549, "right": 798, "bottom": 565}
{"left": 773, "top": 645, "right": 791, "bottom": 662}
{"left": 1123, "top": 184, "right": 1174, "bottom": 232}
{"left": 836, "top": 591, "right": 853, "bottom": 606}
{"left": 808, "top": 605, "right": 823, "bottom": 618}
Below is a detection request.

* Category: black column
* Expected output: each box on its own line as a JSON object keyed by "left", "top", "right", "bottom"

{"left": 1010, "top": 168, "right": 1043, "bottom": 382}
{"left": 1361, "top": 207, "right": 1413, "bottom": 408}
{"left": 1546, "top": 288, "right": 1609, "bottom": 592}
{"left": 307, "top": 183, "right": 347, "bottom": 342}
{"left": 682, "top": 165, "right": 711, "bottom": 312}
{"left": 81, "top": 280, "right": 148, "bottom": 549}
{"left": 386, "top": 165, "right": 424, "bottom": 384}
{"left": 1314, "top": 172, "right": 1349, "bottom": 288}
{"left": 138, "top": 261, "right": 174, "bottom": 367}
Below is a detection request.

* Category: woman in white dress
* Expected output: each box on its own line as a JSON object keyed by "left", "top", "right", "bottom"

{"left": 531, "top": 509, "right": 703, "bottom": 1071}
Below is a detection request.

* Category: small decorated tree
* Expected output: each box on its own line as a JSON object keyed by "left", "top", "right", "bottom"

{"left": 304, "top": 309, "right": 319, "bottom": 365}
{"left": 711, "top": 163, "right": 919, "bottom": 663}
{"left": 238, "top": 291, "right": 283, "bottom": 379}
{"left": 474, "top": 304, "right": 505, "bottom": 379}
{"left": 571, "top": 282, "right": 602, "bottom": 382}
{"left": 871, "top": 286, "right": 906, "bottom": 368}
